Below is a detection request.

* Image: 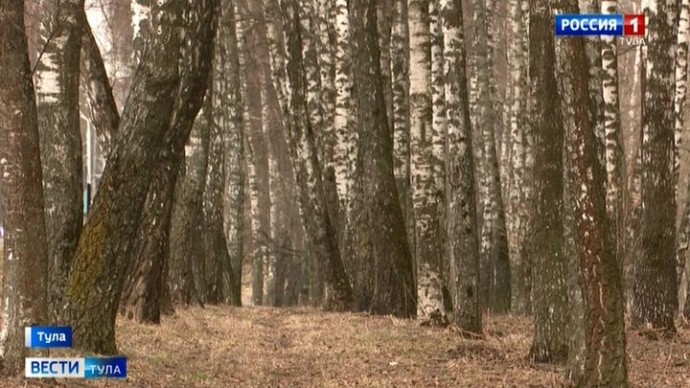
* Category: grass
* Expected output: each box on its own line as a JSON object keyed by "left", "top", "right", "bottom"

{"left": 1, "top": 305, "right": 688, "bottom": 387}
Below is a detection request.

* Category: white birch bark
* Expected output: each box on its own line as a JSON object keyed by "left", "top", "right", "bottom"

{"left": 409, "top": 0, "right": 446, "bottom": 322}
{"left": 601, "top": 0, "right": 625, "bottom": 271}
{"left": 316, "top": 0, "right": 337, "bottom": 171}
{"left": 634, "top": 0, "right": 678, "bottom": 332}
{"left": 675, "top": 0, "right": 689, "bottom": 190}
{"left": 333, "top": 0, "right": 355, "bottom": 219}
{"left": 35, "top": 0, "right": 84, "bottom": 321}
{"left": 675, "top": 0, "right": 690, "bottom": 283}
{"left": 506, "top": 0, "right": 531, "bottom": 314}
{"left": 440, "top": 0, "right": 482, "bottom": 332}
{"left": 131, "top": 0, "right": 151, "bottom": 65}
{"left": 429, "top": 0, "right": 445, "bottom": 192}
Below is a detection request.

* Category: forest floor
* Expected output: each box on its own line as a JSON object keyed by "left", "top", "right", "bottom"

{"left": 2, "top": 302, "right": 689, "bottom": 387}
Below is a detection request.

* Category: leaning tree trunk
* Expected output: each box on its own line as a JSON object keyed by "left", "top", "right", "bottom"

{"left": 527, "top": 0, "right": 569, "bottom": 363}
{"left": 65, "top": 0, "right": 216, "bottom": 354}
{"left": 440, "top": 0, "right": 482, "bottom": 333}
{"left": 554, "top": 1, "right": 628, "bottom": 384}
{"left": 634, "top": 0, "right": 678, "bottom": 333}
{"left": 80, "top": 12, "right": 119, "bottom": 152}
{"left": 350, "top": 0, "right": 417, "bottom": 318}
{"left": 278, "top": 0, "right": 354, "bottom": 310}
{"left": 35, "top": 0, "right": 84, "bottom": 322}
{"left": 120, "top": 0, "right": 217, "bottom": 322}
{"left": 0, "top": 0, "right": 49, "bottom": 375}
{"left": 169, "top": 106, "right": 211, "bottom": 306}
{"left": 203, "top": 75, "right": 237, "bottom": 305}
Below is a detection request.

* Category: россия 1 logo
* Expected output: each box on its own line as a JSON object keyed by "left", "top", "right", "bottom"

{"left": 555, "top": 14, "right": 646, "bottom": 37}
{"left": 24, "top": 326, "right": 127, "bottom": 379}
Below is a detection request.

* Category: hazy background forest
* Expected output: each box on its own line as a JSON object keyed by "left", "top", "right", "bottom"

{"left": 0, "top": 0, "right": 689, "bottom": 386}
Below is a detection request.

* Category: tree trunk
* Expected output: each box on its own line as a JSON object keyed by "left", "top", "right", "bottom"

{"left": 440, "top": 0, "right": 482, "bottom": 333}
{"left": 506, "top": 0, "right": 531, "bottom": 315}
{"left": 333, "top": 0, "right": 355, "bottom": 219}
{"left": 350, "top": 0, "right": 417, "bottom": 318}
{"left": 634, "top": 0, "right": 678, "bottom": 333}
{"left": 392, "top": 0, "right": 414, "bottom": 279}
{"left": 35, "top": 0, "right": 84, "bottom": 322}
{"left": 120, "top": 0, "right": 217, "bottom": 322}
{"left": 0, "top": 0, "right": 49, "bottom": 374}
{"left": 409, "top": 0, "right": 445, "bottom": 322}
{"left": 675, "top": 0, "right": 690, "bottom": 286}
{"left": 169, "top": 110, "right": 211, "bottom": 306}
{"left": 65, "top": 0, "right": 215, "bottom": 354}
{"left": 601, "top": 0, "right": 626, "bottom": 273}
{"left": 204, "top": 72, "right": 238, "bottom": 305}
{"left": 554, "top": 1, "right": 628, "bottom": 384}
{"left": 221, "top": 0, "right": 245, "bottom": 306}
{"left": 80, "top": 12, "right": 119, "bottom": 152}
{"left": 279, "top": 0, "right": 354, "bottom": 310}
{"left": 473, "top": 0, "right": 510, "bottom": 314}
{"left": 527, "top": 0, "right": 569, "bottom": 363}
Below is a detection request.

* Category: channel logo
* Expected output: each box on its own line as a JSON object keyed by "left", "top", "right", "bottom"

{"left": 24, "top": 326, "right": 127, "bottom": 379}
{"left": 555, "top": 14, "right": 646, "bottom": 37}
{"left": 25, "top": 357, "right": 127, "bottom": 379}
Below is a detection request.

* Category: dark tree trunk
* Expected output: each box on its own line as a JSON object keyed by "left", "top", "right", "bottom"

{"left": 35, "top": 0, "right": 84, "bottom": 323}
{"left": 349, "top": 0, "right": 416, "bottom": 317}
{"left": 80, "top": 13, "right": 119, "bottom": 152}
{"left": 554, "top": 1, "right": 628, "bottom": 385}
{"left": 0, "top": 0, "right": 49, "bottom": 375}
{"left": 204, "top": 69, "right": 239, "bottom": 305}
{"left": 120, "top": 0, "right": 217, "bottom": 323}
{"left": 527, "top": 0, "right": 569, "bottom": 364}
{"left": 65, "top": 0, "right": 216, "bottom": 354}
{"left": 169, "top": 103, "right": 212, "bottom": 306}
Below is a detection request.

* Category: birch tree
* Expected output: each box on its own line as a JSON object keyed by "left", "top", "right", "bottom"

{"left": 674, "top": 0, "right": 690, "bottom": 284}
{"left": 601, "top": 0, "right": 626, "bottom": 272}
{"left": 65, "top": 0, "right": 216, "bottom": 353}
{"left": 35, "top": 0, "right": 84, "bottom": 321}
{"left": 473, "top": 0, "right": 510, "bottom": 313}
{"left": 351, "top": 0, "right": 417, "bottom": 318}
{"left": 169, "top": 106, "right": 210, "bottom": 306}
{"left": 409, "top": 0, "right": 445, "bottom": 322}
{"left": 203, "top": 69, "right": 238, "bottom": 305}
{"left": 554, "top": 2, "right": 628, "bottom": 385}
{"left": 634, "top": 0, "right": 678, "bottom": 333}
{"left": 273, "top": 0, "right": 354, "bottom": 310}
{"left": 506, "top": 0, "right": 531, "bottom": 314}
{"left": 333, "top": 0, "right": 355, "bottom": 218}
{"left": 528, "top": 0, "right": 569, "bottom": 362}
{"left": 81, "top": 14, "right": 119, "bottom": 152}
{"left": 223, "top": 0, "right": 246, "bottom": 305}
{"left": 441, "top": 0, "right": 482, "bottom": 333}
{"left": 119, "top": 0, "right": 217, "bottom": 322}
{"left": 0, "top": 0, "right": 48, "bottom": 374}
{"left": 392, "top": 0, "right": 413, "bottom": 258}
